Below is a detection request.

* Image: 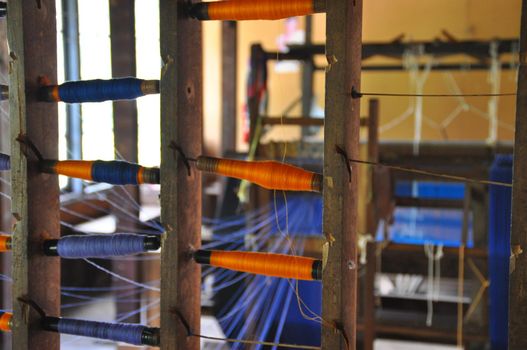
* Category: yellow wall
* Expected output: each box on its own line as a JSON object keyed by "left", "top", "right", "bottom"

{"left": 203, "top": 0, "right": 522, "bottom": 155}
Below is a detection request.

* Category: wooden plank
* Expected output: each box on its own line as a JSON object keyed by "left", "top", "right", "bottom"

{"left": 261, "top": 116, "right": 368, "bottom": 126}
{"left": 322, "top": 0, "right": 362, "bottom": 349}
{"left": 221, "top": 21, "right": 237, "bottom": 155}
{"left": 109, "top": 0, "right": 141, "bottom": 326}
{"left": 385, "top": 243, "right": 487, "bottom": 258}
{"left": 509, "top": 1, "right": 527, "bottom": 348}
{"left": 394, "top": 197, "right": 464, "bottom": 209}
{"left": 301, "top": 15, "right": 314, "bottom": 138}
{"left": 364, "top": 324, "right": 487, "bottom": 342}
{"left": 160, "top": 1, "right": 202, "bottom": 349}
{"left": 363, "top": 242, "right": 377, "bottom": 350}
{"left": 8, "top": 1, "right": 60, "bottom": 349}
{"left": 366, "top": 99, "right": 379, "bottom": 235}
{"left": 0, "top": 21, "right": 10, "bottom": 349}
{"left": 261, "top": 116, "right": 324, "bottom": 126}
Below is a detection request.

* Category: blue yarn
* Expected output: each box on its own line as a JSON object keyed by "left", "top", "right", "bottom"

{"left": 91, "top": 160, "right": 141, "bottom": 185}
{"left": 57, "top": 234, "right": 146, "bottom": 258}
{"left": 0, "top": 153, "right": 9, "bottom": 171}
{"left": 57, "top": 318, "right": 145, "bottom": 345}
{"left": 58, "top": 77, "right": 144, "bottom": 103}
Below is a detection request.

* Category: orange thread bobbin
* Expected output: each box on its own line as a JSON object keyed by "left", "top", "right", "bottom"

{"left": 0, "top": 235, "right": 11, "bottom": 252}
{"left": 0, "top": 312, "right": 12, "bottom": 332}
{"left": 208, "top": 0, "right": 315, "bottom": 20}
{"left": 195, "top": 250, "right": 322, "bottom": 280}
{"left": 196, "top": 156, "right": 322, "bottom": 192}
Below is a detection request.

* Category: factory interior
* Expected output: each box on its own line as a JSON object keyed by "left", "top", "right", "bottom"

{"left": 0, "top": 0, "right": 526, "bottom": 349}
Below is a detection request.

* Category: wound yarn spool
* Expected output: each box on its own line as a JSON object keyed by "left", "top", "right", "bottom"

{"left": 194, "top": 249, "right": 322, "bottom": 280}
{"left": 0, "top": 312, "right": 12, "bottom": 332}
{"left": 0, "top": 235, "right": 11, "bottom": 252}
{"left": 40, "top": 159, "right": 160, "bottom": 185}
{"left": 40, "top": 77, "right": 159, "bottom": 103}
{"left": 0, "top": 153, "right": 9, "bottom": 171}
{"left": 56, "top": 234, "right": 149, "bottom": 259}
{"left": 57, "top": 318, "right": 147, "bottom": 345}
{"left": 196, "top": 156, "right": 322, "bottom": 192}
{"left": 190, "top": 0, "right": 326, "bottom": 21}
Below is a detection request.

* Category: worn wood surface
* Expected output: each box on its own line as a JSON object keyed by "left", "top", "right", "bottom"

{"left": 109, "top": 0, "right": 141, "bottom": 326}
{"left": 221, "top": 21, "right": 237, "bottom": 155}
{"left": 509, "top": 0, "right": 527, "bottom": 348}
{"left": 322, "top": 0, "right": 363, "bottom": 349}
{"left": 8, "top": 1, "right": 60, "bottom": 349}
{"left": 0, "top": 16, "right": 10, "bottom": 349}
{"left": 160, "top": 0, "right": 202, "bottom": 349}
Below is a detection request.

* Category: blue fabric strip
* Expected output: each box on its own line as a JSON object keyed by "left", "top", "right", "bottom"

{"left": 58, "top": 77, "right": 144, "bottom": 103}
{"left": 91, "top": 160, "right": 141, "bottom": 185}
{"left": 57, "top": 234, "right": 146, "bottom": 259}
{"left": 57, "top": 318, "right": 145, "bottom": 345}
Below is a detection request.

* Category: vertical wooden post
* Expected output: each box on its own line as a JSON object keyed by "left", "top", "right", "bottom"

{"left": 301, "top": 16, "right": 314, "bottom": 138}
{"left": 8, "top": 1, "right": 60, "bottom": 349}
{"left": 160, "top": 1, "right": 202, "bottom": 349}
{"left": 509, "top": 1, "right": 527, "bottom": 348}
{"left": 363, "top": 241, "right": 377, "bottom": 350}
{"left": 0, "top": 25, "right": 11, "bottom": 349}
{"left": 322, "top": 0, "right": 362, "bottom": 349}
{"left": 109, "top": 0, "right": 141, "bottom": 326}
{"left": 366, "top": 99, "right": 379, "bottom": 235}
{"left": 221, "top": 21, "right": 237, "bottom": 156}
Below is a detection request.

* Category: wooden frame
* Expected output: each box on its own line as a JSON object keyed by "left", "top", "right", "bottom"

{"left": 8, "top": 1, "right": 60, "bottom": 349}
{"left": 509, "top": 0, "right": 527, "bottom": 348}
{"left": 322, "top": 1, "right": 363, "bottom": 349}
{"left": 159, "top": 0, "right": 203, "bottom": 349}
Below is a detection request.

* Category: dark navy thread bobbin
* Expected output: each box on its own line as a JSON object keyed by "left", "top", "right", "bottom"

{"left": 0, "top": 153, "right": 9, "bottom": 171}
{"left": 91, "top": 160, "right": 141, "bottom": 185}
{"left": 58, "top": 77, "right": 144, "bottom": 103}
{"left": 56, "top": 234, "right": 147, "bottom": 258}
{"left": 57, "top": 318, "right": 145, "bottom": 345}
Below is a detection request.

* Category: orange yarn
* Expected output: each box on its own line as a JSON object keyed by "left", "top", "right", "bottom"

{"left": 0, "top": 235, "right": 11, "bottom": 252}
{"left": 53, "top": 160, "right": 94, "bottom": 181}
{"left": 206, "top": 157, "right": 321, "bottom": 192}
{"left": 209, "top": 250, "right": 317, "bottom": 280}
{"left": 137, "top": 167, "right": 145, "bottom": 184}
{"left": 208, "top": 0, "right": 314, "bottom": 20}
{"left": 0, "top": 312, "right": 12, "bottom": 332}
{"left": 51, "top": 86, "right": 61, "bottom": 102}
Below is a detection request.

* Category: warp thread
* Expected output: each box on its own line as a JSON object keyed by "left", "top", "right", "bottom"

{"left": 57, "top": 318, "right": 145, "bottom": 345}
{"left": 57, "top": 234, "right": 147, "bottom": 259}
{"left": 58, "top": 78, "right": 144, "bottom": 103}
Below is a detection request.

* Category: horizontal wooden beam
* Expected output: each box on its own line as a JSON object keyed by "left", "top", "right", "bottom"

{"left": 394, "top": 197, "right": 464, "bottom": 209}
{"left": 260, "top": 116, "right": 369, "bottom": 127}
